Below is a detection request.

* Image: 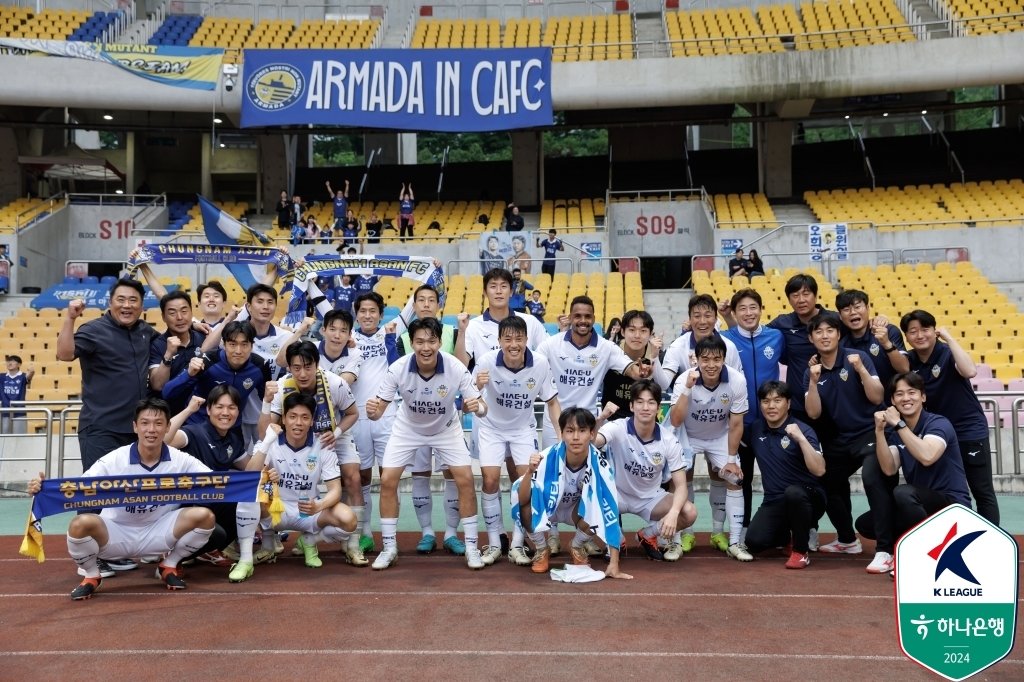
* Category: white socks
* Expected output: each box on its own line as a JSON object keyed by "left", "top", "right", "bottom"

{"left": 726, "top": 488, "right": 744, "bottom": 545}
{"left": 482, "top": 490, "right": 503, "bottom": 547}
{"left": 444, "top": 479, "right": 460, "bottom": 539}
{"left": 67, "top": 535, "right": 100, "bottom": 577}
{"left": 381, "top": 517, "right": 398, "bottom": 551}
{"left": 412, "top": 476, "right": 434, "bottom": 537}
{"left": 164, "top": 526, "right": 213, "bottom": 568}
{"left": 461, "top": 516, "right": 479, "bottom": 552}
{"left": 710, "top": 480, "right": 727, "bottom": 534}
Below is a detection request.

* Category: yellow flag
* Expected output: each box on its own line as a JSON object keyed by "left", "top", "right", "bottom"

{"left": 19, "top": 511, "right": 45, "bottom": 563}
{"left": 269, "top": 482, "right": 285, "bottom": 527}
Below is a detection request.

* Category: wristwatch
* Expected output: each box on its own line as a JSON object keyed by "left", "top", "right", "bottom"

{"left": 895, "top": 419, "right": 908, "bottom": 430}
{"left": 162, "top": 357, "right": 174, "bottom": 366}
{"left": 884, "top": 346, "right": 898, "bottom": 353}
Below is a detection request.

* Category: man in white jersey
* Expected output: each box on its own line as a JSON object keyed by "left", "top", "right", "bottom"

{"left": 366, "top": 318, "right": 487, "bottom": 570}
{"left": 473, "top": 315, "right": 561, "bottom": 566}
{"left": 28, "top": 398, "right": 217, "bottom": 600}
{"left": 275, "top": 309, "right": 361, "bottom": 385}
{"left": 258, "top": 340, "right": 364, "bottom": 566}
{"left": 248, "top": 392, "right": 357, "bottom": 572}
{"left": 351, "top": 291, "right": 399, "bottom": 553}
{"left": 662, "top": 294, "right": 742, "bottom": 553}
{"left": 202, "top": 283, "right": 294, "bottom": 449}
{"left": 535, "top": 294, "right": 649, "bottom": 554}
{"left": 670, "top": 335, "right": 750, "bottom": 561}
{"left": 595, "top": 379, "right": 696, "bottom": 562}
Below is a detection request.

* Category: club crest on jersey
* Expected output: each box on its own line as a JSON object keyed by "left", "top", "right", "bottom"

{"left": 869, "top": 343, "right": 880, "bottom": 356}
{"left": 243, "top": 378, "right": 254, "bottom": 390}
{"left": 526, "top": 377, "right": 536, "bottom": 390}
{"left": 839, "top": 368, "right": 849, "bottom": 382}
{"left": 651, "top": 452, "right": 664, "bottom": 466}
{"left": 719, "top": 394, "right": 730, "bottom": 405}
{"left": 307, "top": 457, "right": 316, "bottom": 471}
{"left": 780, "top": 435, "right": 791, "bottom": 449}
{"left": 436, "top": 384, "right": 449, "bottom": 397}
{"left": 931, "top": 365, "right": 941, "bottom": 378}
{"left": 763, "top": 345, "right": 775, "bottom": 360}
{"left": 589, "top": 354, "right": 600, "bottom": 367}
{"left": 226, "top": 445, "right": 233, "bottom": 458}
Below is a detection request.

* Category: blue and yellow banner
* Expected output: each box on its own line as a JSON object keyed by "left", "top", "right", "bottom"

{"left": 241, "top": 48, "right": 553, "bottom": 132}
{"left": 20, "top": 471, "right": 262, "bottom": 562}
{"left": 0, "top": 39, "right": 223, "bottom": 90}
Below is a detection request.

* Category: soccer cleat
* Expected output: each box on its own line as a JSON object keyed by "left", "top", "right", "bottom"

{"left": 808, "top": 528, "right": 820, "bottom": 552}
{"left": 228, "top": 561, "right": 254, "bottom": 583}
{"left": 271, "top": 533, "right": 285, "bottom": 555}
{"left": 291, "top": 544, "right": 304, "bottom": 557}
{"left": 663, "top": 542, "right": 684, "bottom": 562}
{"left": 359, "top": 535, "right": 375, "bottom": 554}
{"left": 78, "top": 560, "right": 115, "bottom": 579}
{"left": 443, "top": 536, "right": 466, "bottom": 556}
{"left": 296, "top": 536, "right": 322, "bottom": 568}
{"left": 106, "top": 558, "right": 138, "bottom": 571}
{"left": 637, "top": 531, "right": 665, "bottom": 561}
{"left": 253, "top": 547, "right": 277, "bottom": 565}
{"left": 546, "top": 533, "right": 561, "bottom": 556}
{"left": 727, "top": 543, "right": 754, "bottom": 562}
{"left": 508, "top": 546, "right": 532, "bottom": 566}
{"left": 221, "top": 542, "right": 241, "bottom": 561}
{"left": 371, "top": 547, "right": 398, "bottom": 570}
{"left": 818, "top": 538, "right": 863, "bottom": 555}
{"left": 196, "top": 550, "right": 232, "bottom": 567}
{"left": 786, "top": 551, "right": 811, "bottom": 569}
{"left": 466, "top": 547, "right": 485, "bottom": 570}
{"left": 416, "top": 534, "right": 438, "bottom": 554}
{"left": 582, "top": 538, "right": 603, "bottom": 556}
{"left": 531, "top": 548, "right": 551, "bottom": 574}
{"left": 158, "top": 564, "right": 187, "bottom": 590}
{"left": 344, "top": 547, "right": 369, "bottom": 567}
{"left": 480, "top": 545, "right": 502, "bottom": 566}
{"left": 866, "top": 551, "right": 894, "bottom": 574}
{"left": 680, "top": 533, "right": 696, "bottom": 553}
{"left": 709, "top": 532, "right": 729, "bottom": 552}
{"left": 139, "top": 555, "right": 162, "bottom": 564}
{"left": 569, "top": 543, "right": 591, "bottom": 566}
{"left": 70, "top": 577, "right": 101, "bottom": 600}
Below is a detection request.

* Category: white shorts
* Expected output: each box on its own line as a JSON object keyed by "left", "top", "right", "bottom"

{"left": 478, "top": 426, "right": 538, "bottom": 468}
{"left": 618, "top": 490, "right": 672, "bottom": 523}
{"left": 271, "top": 506, "right": 324, "bottom": 535}
{"left": 99, "top": 509, "right": 183, "bottom": 560}
{"left": 335, "top": 431, "right": 360, "bottom": 467}
{"left": 382, "top": 420, "right": 471, "bottom": 470}
{"left": 690, "top": 436, "right": 729, "bottom": 473}
{"left": 546, "top": 505, "right": 577, "bottom": 529}
{"left": 354, "top": 413, "right": 394, "bottom": 469}
{"left": 410, "top": 446, "right": 447, "bottom": 474}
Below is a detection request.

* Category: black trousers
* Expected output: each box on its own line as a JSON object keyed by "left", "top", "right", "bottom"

{"left": 821, "top": 431, "right": 876, "bottom": 544}
{"left": 399, "top": 216, "right": 413, "bottom": 241}
{"left": 746, "top": 485, "right": 826, "bottom": 554}
{"left": 856, "top": 484, "right": 954, "bottom": 547}
{"left": 959, "top": 437, "right": 999, "bottom": 524}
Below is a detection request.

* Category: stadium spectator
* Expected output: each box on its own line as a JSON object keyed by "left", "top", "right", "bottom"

{"left": 506, "top": 204, "right": 525, "bottom": 232}
{"left": 343, "top": 209, "right": 360, "bottom": 247}
{"left": 326, "top": 179, "right": 350, "bottom": 230}
{"left": 509, "top": 268, "right": 534, "bottom": 312}
{"left": 803, "top": 312, "right": 889, "bottom": 571}
{"left": 28, "top": 398, "right": 216, "bottom": 600}
{"left": 364, "top": 211, "right": 383, "bottom": 246}
{"left": 290, "top": 219, "right": 306, "bottom": 246}
{"left": 728, "top": 249, "right": 750, "bottom": 278}
{"left": 855, "top": 372, "right": 972, "bottom": 573}
{"left": 526, "top": 290, "right": 545, "bottom": 322}
{"left": 604, "top": 318, "right": 623, "bottom": 344}
{"left": 507, "top": 235, "right": 532, "bottom": 273}
{"left": 148, "top": 290, "right": 207, "bottom": 416}
{"left": 722, "top": 288, "right": 786, "bottom": 539}
{"left": 744, "top": 381, "right": 825, "bottom": 569}
{"left": 0, "top": 354, "right": 33, "bottom": 434}
{"left": 290, "top": 194, "right": 304, "bottom": 226}
{"left": 900, "top": 310, "right": 999, "bottom": 524}
{"left": 276, "top": 190, "right": 291, "bottom": 231}
{"left": 537, "top": 229, "right": 564, "bottom": 277}
{"left": 304, "top": 216, "right": 321, "bottom": 244}
{"left": 747, "top": 249, "right": 765, "bottom": 277}
{"left": 398, "top": 183, "right": 415, "bottom": 241}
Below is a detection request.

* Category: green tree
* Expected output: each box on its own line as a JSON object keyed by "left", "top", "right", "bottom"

{"left": 312, "top": 134, "right": 363, "bottom": 167}
{"left": 954, "top": 86, "right": 997, "bottom": 131}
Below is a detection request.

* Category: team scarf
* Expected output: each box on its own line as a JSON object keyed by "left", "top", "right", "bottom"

{"left": 20, "top": 471, "right": 261, "bottom": 563}
{"left": 510, "top": 441, "right": 622, "bottom": 549}
{"left": 127, "top": 242, "right": 291, "bottom": 290}
{"left": 283, "top": 254, "right": 446, "bottom": 329}
{"left": 280, "top": 369, "right": 337, "bottom": 433}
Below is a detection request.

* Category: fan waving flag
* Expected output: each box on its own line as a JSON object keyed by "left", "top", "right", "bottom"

{"left": 199, "top": 195, "right": 275, "bottom": 291}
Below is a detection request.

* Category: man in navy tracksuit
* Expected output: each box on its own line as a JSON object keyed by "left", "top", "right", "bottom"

{"left": 162, "top": 321, "right": 270, "bottom": 428}
{"left": 722, "top": 288, "right": 785, "bottom": 537}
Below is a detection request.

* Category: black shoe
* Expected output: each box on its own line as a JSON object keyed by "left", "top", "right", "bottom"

{"left": 70, "top": 577, "right": 101, "bottom": 600}
{"left": 158, "top": 565, "right": 187, "bottom": 591}
{"left": 499, "top": 533, "right": 510, "bottom": 555}
{"left": 105, "top": 558, "right": 138, "bottom": 571}
{"left": 636, "top": 531, "right": 665, "bottom": 561}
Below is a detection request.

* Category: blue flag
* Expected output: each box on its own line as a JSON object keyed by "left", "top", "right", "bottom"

{"left": 198, "top": 195, "right": 274, "bottom": 291}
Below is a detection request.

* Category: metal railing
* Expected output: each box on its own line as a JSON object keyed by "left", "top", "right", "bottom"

{"left": 577, "top": 255, "right": 641, "bottom": 274}
{"left": 446, "top": 256, "right": 575, "bottom": 276}
{"left": 898, "top": 246, "right": 971, "bottom": 264}
{"left": 56, "top": 403, "right": 82, "bottom": 478}
{"left": 0, "top": 406, "right": 54, "bottom": 479}
{"left": 14, "top": 192, "right": 68, "bottom": 232}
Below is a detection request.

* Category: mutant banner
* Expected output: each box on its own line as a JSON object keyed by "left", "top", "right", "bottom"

{"left": 0, "top": 38, "right": 223, "bottom": 90}
{"left": 241, "top": 48, "right": 552, "bottom": 132}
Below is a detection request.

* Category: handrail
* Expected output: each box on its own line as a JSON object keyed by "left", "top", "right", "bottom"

{"left": 1012, "top": 396, "right": 1023, "bottom": 475}
{"left": 57, "top": 404, "right": 82, "bottom": 478}
{"left": 130, "top": 192, "right": 169, "bottom": 232}
{"left": 898, "top": 246, "right": 971, "bottom": 264}
{"left": 446, "top": 256, "right": 575, "bottom": 276}
{"left": 577, "top": 255, "right": 641, "bottom": 274}
{"left": 14, "top": 191, "right": 67, "bottom": 232}
{"left": 0, "top": 406, "right": 54, "bottom": 479}
{"left": 975, "top": 396, "right": 1003, "bottom": 475}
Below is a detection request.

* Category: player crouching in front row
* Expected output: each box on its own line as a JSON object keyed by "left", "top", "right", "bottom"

{"left": 512, "top": 408, "right": 633, "bottom": 580}
{"left": 29, "top": 398, "right": 217, "bottom": 600}
{"left": 240, "top": 392, "right": 358, "bottom": 581}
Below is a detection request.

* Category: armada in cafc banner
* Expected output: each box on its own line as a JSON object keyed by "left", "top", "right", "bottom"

{"left": 241, "top": 48, "right": 552, "bottom": 132}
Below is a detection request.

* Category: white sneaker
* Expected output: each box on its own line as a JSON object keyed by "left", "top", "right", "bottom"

{"left": 866, "top": 551, "right": 894, "bottom": 574}
{"left": 581, "top": 538, "right": 603, "bottom": 556}
{"left": 507, "top": 546, "right": 532, "bottom": 566}
{"left": 727, "top": 543, "right": 754, "bottom": 562}
{"left": 480, "top": 545, "right": 502, "bottom": 566}
{"left": 371, "top": 547, "right": 398, "bottom": 570}
{"left": 546, "top": 533, "right": 561, "bottom": 555}
{"left": 466, "top": 547, "right": 485, "bottom": 570}
{"left": 808, "top": 528, "right": 820, "bottom": 552}
{"left": 818, "top": 538, "right": 863, "bottom": 554}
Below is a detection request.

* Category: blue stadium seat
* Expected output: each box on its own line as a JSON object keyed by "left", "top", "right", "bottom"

{"left": 544, "top": 322, "right": 559, "bottom": 335}
{"left": 84, "top": 275, "right": 99, "bottom": 284}
{"left": 63, "top": 276, "right": 80, "bottom": 285}
{"left": 100, "top": 275, "right": 117, "bottom": 284}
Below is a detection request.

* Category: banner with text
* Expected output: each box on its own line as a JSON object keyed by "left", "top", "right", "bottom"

{"left": 606, "top": 201, "right": 711, "bottom": 258}
{"left": 241, "top": 48, "right": 552, "bottom": 132}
